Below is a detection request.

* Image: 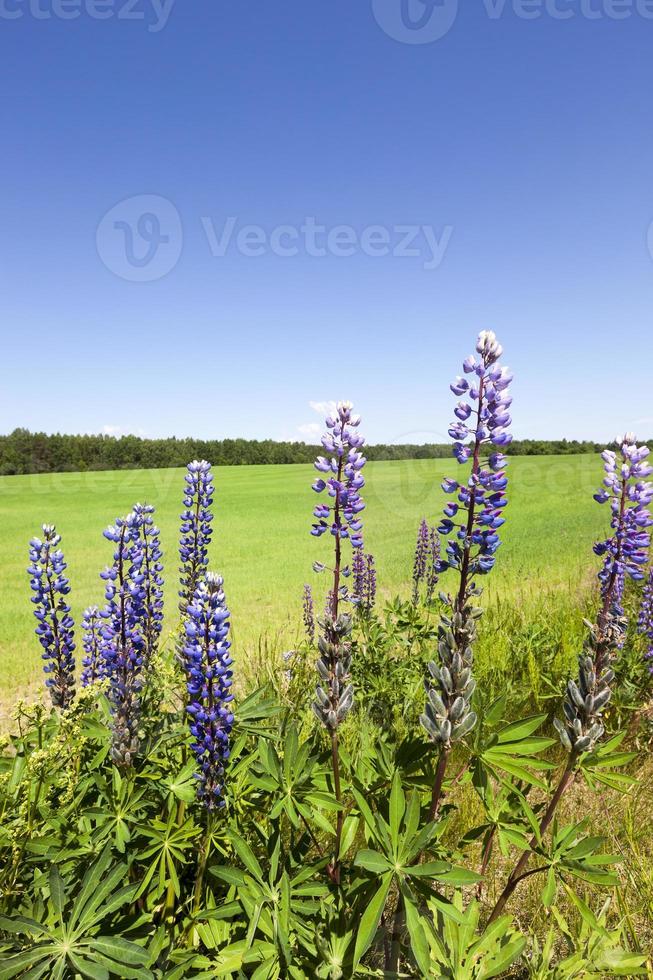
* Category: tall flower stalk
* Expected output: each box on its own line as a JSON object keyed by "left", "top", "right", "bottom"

{"left": 421, "top": 331, "right": 512, "bottom": 818}
{"left": 27, "top": 524, "right": 76, "bottom": 710}
{"left": 489, "top": 433, "right": 652, "bottom": 924}
{"left": 179, "top": 461, "right": 214, "bottom": 616}
{"left": 80, "top": 606, "right": 104, "bottom": 687}
{"left": 310, "top": 400, "right": 366, "bottom": 883}
{"left": 302, "top": 584, "right": 316, "bottom": 645}
{"left": 100, "top": 514, "right": 146, "bottom": 768}
{"left": 182, "top": 573, "right": 234, "bottom": 809}
{"left": 638, "top": 565, "right": 653, "bottom": 673}
{"left": 352, "top": 548, "right": 376, "bottom": 614}
{"left": 133, "top": 503, "right": 164, "bottom": 664}
{"left": 412, "top": 518, "right": 440, "bottom": 605}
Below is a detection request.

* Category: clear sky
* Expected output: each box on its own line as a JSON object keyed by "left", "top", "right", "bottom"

{"left": 2, "top": 0, "right": 652, "bottom": 445}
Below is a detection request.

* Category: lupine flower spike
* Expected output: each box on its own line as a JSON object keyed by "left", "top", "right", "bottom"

{"left": 352, "top": 549, "right": 377, "bottom": 614}
{"left": 412, "top": 519, "right": 440, "bottom": 604}
{"left": 81, "top": 606, "right": 104, "bottom": 687}
{"left": 412, "top": 519, "right": 429, "bottom": 603}
{"left": 421, "top": 331, "right": 512, "bottom": 818}
{"left": 638, "top": 565, "right": 653, "bottom": 673}
{"left": 27, "top": 524, "right": 76, "bottom": 710}
{"left": 421, "top": 332, "right": 512, "bottom": 749}
{"left": 310, "top": 400, "right": 366, "bottom": 882}
{"left": 133, "top": 503, "right": 164, "bottom": 663}
{"left": 179, "top": 460, "right": 214, "bottom": 616}
{"left": 302, "top": 584, "right": 316, "bottom": 645}
{"left": 183, "top": 573, "right": 234, "bottom": 809}
{"left": 100, "top": 514, "right": 146, "bottom": 767}
{"left": 555, "top": 435, "right": 653, "bottom": 754}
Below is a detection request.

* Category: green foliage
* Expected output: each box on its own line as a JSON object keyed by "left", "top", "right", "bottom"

{"left": 0, "top": 594, "right": 648, "bottom": 977}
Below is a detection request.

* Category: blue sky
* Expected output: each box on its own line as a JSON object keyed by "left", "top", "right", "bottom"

{"left": 1, "top": 0, "right": 652, "bottom": 445}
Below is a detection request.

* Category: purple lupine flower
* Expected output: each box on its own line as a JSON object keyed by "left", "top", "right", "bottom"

{"left": 352, "top": 548, "right": 366, "bottom": 604}
{"left": 100, "top": 514, "right": 147, "bottom": 767}
{"left": 638, "top": 566, "right": 653, "bottom": 673}
{"left": 352, "top": 549, "right": 376, "bottom": 614}
{"left": 365, "top": 552, "right": 377, "bottom": 612}
{"left": 425, "top": 526, "right": 441, "bottom": 605}
{"left": 311, "top": 401, "right": 366, "bottom": 557}
{"left": 27, "top": 524, "right": 76, "bottom": 710}
{"left": 303, "top": 584, "right": 316, "bottom": 645}
{"left": 81, "top": 606, "right": 104, "bottom": 687}
{"left": 423, "top": 332, "right": 512, "bottom": 752}
{"left": 183, "top": 573, "right": 234, "bottom": 810}
{"left": 133, "top": 502, "right": 164, "bottom": 662}
{"left": 412, "top": 519, "right": 429, "bottom": 603}
{"left": 437, "top": 331, "right": 513, "bottom": 583}
{"left": 555, "top": 435, "right": 653, "bottom": 755}
{"left": 179, "top": 460, "right": 214, "bottom": 615}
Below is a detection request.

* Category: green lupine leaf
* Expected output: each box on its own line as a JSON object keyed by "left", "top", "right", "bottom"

{"left": 353, "top": 872, "right": 393, "bottom": 968}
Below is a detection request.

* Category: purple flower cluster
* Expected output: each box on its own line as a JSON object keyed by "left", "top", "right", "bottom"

{"left": 27, "top": 524, "right": 76, "bottom": 710}
{"left": 183, "top": 573, "right": 234, "bottom": 809}
{"left": 80, "top": 605, "right": 104, "bottom": 687}
{"left": 555, "top": 436, "right": 653, "bottom": 755}
{"left": 133, "top": 502, "right": 164, "bottom": 662}
{"left": 303, "top": 584, "right": 316, "bottom": 645}
{"left": 638, "top": 566, "right": 653, "bottom": 673}
{"left": 100, "top": 514, "right": 147, "bottom": 767}
{"left": 412, "top": 518, "right": 440, "bottom": 604}
{"left": 311, "top": 402, "right": 366, "bottom": 550}
{"left": 179, "top": 460, "right": 214, "bottom": 615}
{"left": 438, "top": 331, "right": 513, "bottom": 581}
{"left": 352, "top": 548, "right": 377, "bottom": 613}
{"left": 593, "top": 436, "right": 653, "bottom": 602}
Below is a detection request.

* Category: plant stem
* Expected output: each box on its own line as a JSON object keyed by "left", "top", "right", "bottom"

{"left": 327, "top": 455, "right": 345, "bottom": 885}
{"left": 476, "top": 825, "right": 496, "bottom": 899}
{"left": 385, "top": 895, "right": 405, "bottom": 976}
{"left": 329, "top": 729, "right": 344, "bottom": 885}
{"left": 487, "top": 755, "right": 577, "bottom": 924}
{"left": 428, "top": 748, "right": 450, "bottom": 822}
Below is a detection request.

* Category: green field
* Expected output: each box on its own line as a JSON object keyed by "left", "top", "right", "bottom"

{"left": 0, "top": 454, "right": 608, "bottom": 706}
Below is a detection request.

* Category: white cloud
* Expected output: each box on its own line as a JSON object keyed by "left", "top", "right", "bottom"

{"left": 297, "top": 422, "right": 322, "bottom": 439}
{"left": 309, "top": 400, "right": 338, "bottom": 417}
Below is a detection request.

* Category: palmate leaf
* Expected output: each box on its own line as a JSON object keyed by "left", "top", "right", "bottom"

{"left": 476, "top": 713, "right": 556, "bottom": 790}
{"left": 353, "top": 872, "right": 393, "bottom": 969}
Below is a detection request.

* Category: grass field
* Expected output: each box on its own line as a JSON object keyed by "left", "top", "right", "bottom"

{"left": 0, "top": 453, "right": 609, "bottom": 706}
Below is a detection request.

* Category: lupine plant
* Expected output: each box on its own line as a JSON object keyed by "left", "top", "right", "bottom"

{"left": 638, "top": 564, "right": 653, "bottom": 672}
{"left": 302, "top": 583, "right": 315, "bottom": 645}
{"left": 311, "top": 400, "right": 366, "bottom": 881}
{"left": 5, "top": 348, "right": 651, "bottom": 978}
{"left": 182, "top": 572, "right": 234, "bottom": 810}
{"left": 27, "top": 524, "right": 76, "bottom": 710}
{"left": 80, "top": 605, "right": 104, "bottom": 686}
{"left": 487, "top": 432, "right": 653, "bottom": 923}
{"left": 352, "top": 548, "right": 376, "bottom": 614}
{"left": 412, "top": 518, "right": 440, "bottom": 605}
{"left": 421, "top": 330, "right": 512, "bottom": 815}
{"left": 179, "top": 459, "right": 214, "bottom": 616}
{"left": 100, "top": 513, "right": 147, "bottom": 767}
{"left": 134, "top": 502, "right": 164, "bottom": 662}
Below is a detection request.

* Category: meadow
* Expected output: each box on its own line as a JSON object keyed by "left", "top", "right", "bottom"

{"left": 0, "top": 453, "right": 607, "bottom": 706}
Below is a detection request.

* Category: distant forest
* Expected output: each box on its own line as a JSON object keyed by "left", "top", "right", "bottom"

{"left": 0, "top": 428, "right": 641, "bottom": 476}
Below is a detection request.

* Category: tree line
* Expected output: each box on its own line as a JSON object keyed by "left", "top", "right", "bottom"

{"left": 0, "top": 428, "right": 637, "bottom": 476}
